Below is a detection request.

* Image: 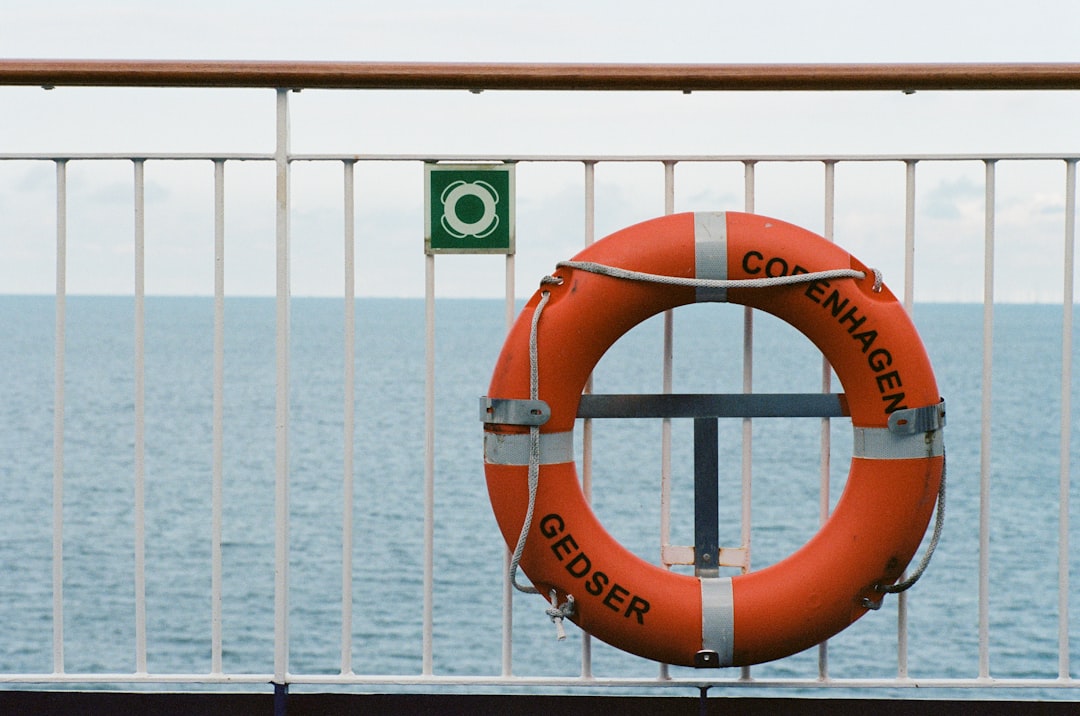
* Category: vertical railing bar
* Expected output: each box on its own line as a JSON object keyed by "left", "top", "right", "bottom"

{"left": 505, "top": 255, "right": 516, "bottom": 328}
{"left": 897, "top": 159, "right": 917, "bottom": 679}
{"left": 341, "top": 160, "right": 356, "bottom": 676}
{"left": 582, "top": 160, "right": 597, "bottom": 500}
{"left": 581, "top": 160, "right": 596, "bottom": 679}
{"left": 211, "top": 159, "right": 225, "bottom": 676}
{"left": 658, "top": 160, "right": 675, "bottom": 683}
{"left": 52, "top": 159, "right": 67, "bottom": 676}
{"left": 273, "top": 88, "right": 292, "bottom": 686}
{"left": 903, "top": 160, "right": 918, "bottom": 313}
{"left": 500, "top": 240, "right": 516, "bottom": 678}
{"left": 978, "top": 159, "right": 996, "bottom": 680}
{"left": 818, "top": 160, "right": 836, "bottom": 681}
{"left": 740, "top": 160, "right": 755, "bottom": 682}
{"left": 422, "top": 252, "right": 436, "bottom": 676}
{"left": 133, "top": 158, "right": 148, "bottom": 675}
{"left": 1058, "top": 159, "right": 1076, "bottom": 679}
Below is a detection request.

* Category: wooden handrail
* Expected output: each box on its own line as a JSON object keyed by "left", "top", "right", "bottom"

{"left": 2, "top": 60, "right": 1080, "bottom": 91}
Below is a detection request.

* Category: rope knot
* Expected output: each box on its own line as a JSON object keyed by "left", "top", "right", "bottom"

{"left": 546, "top": 589, "right": 575, "bottom": 641}
{"left": 869, "top": 267, "right": 883, "bottom": 293}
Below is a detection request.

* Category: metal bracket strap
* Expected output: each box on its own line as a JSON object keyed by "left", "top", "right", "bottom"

{"left": 854, "top": 399, "right": 946, "bottom": 460}
{"left": 888, "top": 399, "right": 947, "bottom": 434}
{"left": 480, "top": 397, "right": 550, "bottom": 426}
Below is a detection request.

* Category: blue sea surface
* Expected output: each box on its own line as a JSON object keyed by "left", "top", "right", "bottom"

{"left": 1, "top": 296, "right": 1079, "bottom": 694}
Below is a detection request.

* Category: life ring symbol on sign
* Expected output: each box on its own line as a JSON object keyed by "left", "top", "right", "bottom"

{"left": 440, "top": 179, "right": 500, "bottom": 239}
{"left": 481, "top": 211, "right": 945, "bottom": 668}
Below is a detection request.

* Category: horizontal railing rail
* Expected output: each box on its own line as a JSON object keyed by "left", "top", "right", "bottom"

{"left": 3, "top": 152, "right": 1080, "bottom": 162}
{"left": 4, "top": 60, "right": 1080, "bottom": 91}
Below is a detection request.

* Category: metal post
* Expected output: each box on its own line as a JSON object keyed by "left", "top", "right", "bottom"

{"left": 274, "top": 681, "right": 288, "bottom": 716}
{"left": 978, "top": 159, "right": 996, "bottom": 680}
{"left": 341, "top": 160, "right": 356, "bottom": 676}
{"left": 273, "top": 87, "right": 292, "bottom": 688}
{"left": 52, "top": 159, "right": 67, "bottom": 676}
{"left": 422, "top": 252, "right": 435, "bottom": 675}
{"left": 581, "top": 159, "right": 597, "bottom": 679}
{"left": 740, "top": 160, "right": 756, "bottom": 683}
{"left": 211, "top": 159, "right": 225, "bottom": 676}
{"left": 500, "top": 250, "right": 515, "bottom": 678}
{"left": 694, "top": 419, "right": 720, "bottom": 578}
{"left": 1058, "top": 159, "right": 1076, "bottom": 679}
{"left": 903, "top": 160, "right": 918, "bottom": 313}
{"left": 133, "top": 158, "right": 147, "bottom": 674}
{"left": 658, "top": 160, "right": 676, "bottom": 682}
{"left": 818, "top": 160, "right": 836, "bottom": 681}
{"left": 897, "top": 158, "right": 918, "bottom": 679}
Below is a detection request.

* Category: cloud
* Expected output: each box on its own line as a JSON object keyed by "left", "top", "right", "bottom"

{"left": 922, "top": 175, "right": 985, "bottom": 221}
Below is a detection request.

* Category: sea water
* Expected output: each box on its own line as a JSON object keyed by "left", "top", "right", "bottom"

{"left": 1, "top": 296, "right": 1078, "bottom": 693}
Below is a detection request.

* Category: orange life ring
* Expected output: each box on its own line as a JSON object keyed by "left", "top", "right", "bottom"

{"left": 482, "top": 211, "right": 945, "bottom": 667}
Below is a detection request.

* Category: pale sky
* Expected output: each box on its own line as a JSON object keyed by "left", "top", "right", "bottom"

{"left": 2, "top": 1, "right": 1079, "bottom": 300}
{"left": 4, "top": 1, "right": 1078, "bottom": 65}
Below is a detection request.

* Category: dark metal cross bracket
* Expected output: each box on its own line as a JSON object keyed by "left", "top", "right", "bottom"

{"left": 577, "top": 393, "right": 848, "bottom": 577}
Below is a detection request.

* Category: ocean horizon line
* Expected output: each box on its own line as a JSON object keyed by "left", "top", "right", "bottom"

{"left": 2, "top": 293, "right": 1076, "bottom": 306}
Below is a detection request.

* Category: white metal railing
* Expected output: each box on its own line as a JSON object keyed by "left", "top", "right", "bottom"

{"left": 0, "top": 64, "right": 1078, "bottom": 699}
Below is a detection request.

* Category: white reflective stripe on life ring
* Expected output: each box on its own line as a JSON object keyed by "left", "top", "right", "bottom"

{"left": 483, "top": 431, "right": 574, "bottom": 466}
{"left": 701, "top": 577, "right": 735, "bottom": 666}
{"left": 694, "top": 211, "right": 728, "bottom": 303}
{"left": 852, "top": 425, "right": 945, "bottom": 460}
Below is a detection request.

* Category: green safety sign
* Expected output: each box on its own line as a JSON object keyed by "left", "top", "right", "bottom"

{"left": 425, "top": 163, "right": 514, "bottom": 254}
